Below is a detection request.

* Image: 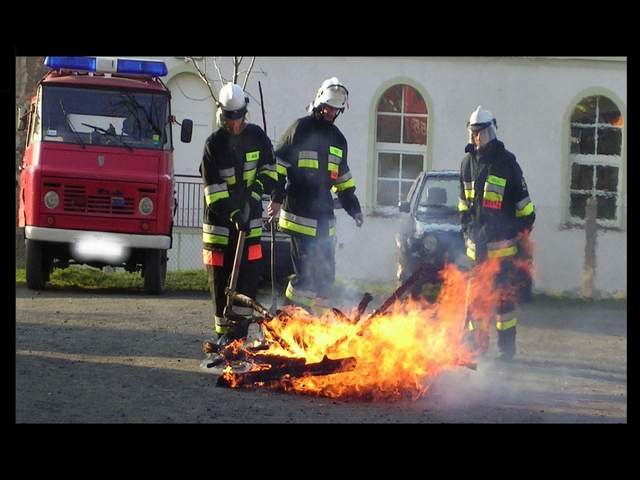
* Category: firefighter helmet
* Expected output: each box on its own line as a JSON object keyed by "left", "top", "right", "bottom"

{"left": 309, "top": 77, "right": 349, "bottom": 112}
{"left": 218, "top": 83, "right": 249, "bottom": 120}
{"left": 467, "top": 105, "right": 497, "bottom": 148}
{"left": 467, "top": 105, "right": 497, "bottom": 131}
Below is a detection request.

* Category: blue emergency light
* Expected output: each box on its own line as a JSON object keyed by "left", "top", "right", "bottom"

{"left": 44, "top": 56, "right": 168, "bottom": 77}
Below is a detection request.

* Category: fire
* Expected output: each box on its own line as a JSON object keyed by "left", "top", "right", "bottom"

{"left": 220, "top": 246, "right": 534, "bottom": 401}
{"left": 611, "top": 114, "right": 624, "bottom": 127}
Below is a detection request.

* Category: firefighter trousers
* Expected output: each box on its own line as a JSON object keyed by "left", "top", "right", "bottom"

{"left": 206, "top": 241, "right": 263, "bottom": 340}
{"left": 466, "top": 257, "right": 520, "bottom": 357}
{"left": 285, "top": 234, "right": 336, "bottom": 313}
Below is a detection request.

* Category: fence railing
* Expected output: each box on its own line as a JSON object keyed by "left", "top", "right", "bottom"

{"left": 174, "top": 174, "right": 203, "bottom": 229}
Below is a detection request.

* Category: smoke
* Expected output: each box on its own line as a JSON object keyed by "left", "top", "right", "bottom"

{"left": 332, "top": 209, "right": 403, "bottom": 311}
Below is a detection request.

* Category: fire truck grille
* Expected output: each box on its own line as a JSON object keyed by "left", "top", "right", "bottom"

{"left": 63, "top": 185, "right": 134, "bottom": 215}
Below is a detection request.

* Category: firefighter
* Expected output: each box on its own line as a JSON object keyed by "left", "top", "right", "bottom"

{"left": 200, "top": 83, "right": 278, "bottom": 364}
{"left": 458, "top": 105, "right": 535, "bottom": 361}
{"left": 268, "top": 77, "right": 364, "bottom": 314}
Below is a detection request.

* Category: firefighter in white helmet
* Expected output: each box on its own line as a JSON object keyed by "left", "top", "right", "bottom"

{"left": 200, "top": 83, "right": 278, "bottom": 368}
{"left": 268, "top": 77, "right": 364, "bottom": 314}
{"left": 458, "top": 105, "right": 536, "bottom": 361}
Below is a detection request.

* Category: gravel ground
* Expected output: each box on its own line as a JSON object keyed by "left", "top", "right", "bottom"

{"left": 15, "top": 285, "right": 626, "bottom": 423}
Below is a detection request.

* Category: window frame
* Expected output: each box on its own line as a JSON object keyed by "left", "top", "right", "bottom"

{"left": 375, "top": 147, "right": 425, "bottom": 209}
{"left": 372, "top": 82, "right": 430, "bottom": 213}
{"left": 566, "top": 93, "right": 625, "bottom": 229}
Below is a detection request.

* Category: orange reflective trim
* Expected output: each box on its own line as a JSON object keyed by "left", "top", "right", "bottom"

{"left": 203, "top": 249, "right": 224, "bottom": 266}
{"left": 247, "top": 244, "right": 263, "bottom": 261}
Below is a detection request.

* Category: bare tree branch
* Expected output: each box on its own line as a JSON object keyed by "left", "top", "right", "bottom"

{"left": 186, "top": 56, "right": 218, "bottom": 104}
{"left": 213, "top": 57, "right": 225, "bottom": 85}
{"left": 242, "top": 56, "right": 256, "bottom": 91}
{"left": 233, "top": 56, "right": 239, "bottom": 84}
{"left": 185, "top": 56, "right": 261, "bottom": 107}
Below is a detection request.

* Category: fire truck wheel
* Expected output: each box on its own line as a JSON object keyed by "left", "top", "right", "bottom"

{"left": 25, "top": 239, "right": 47, "bottom": 290}
{"left": 143, "top": 249, "right": 167, "bottom": 295}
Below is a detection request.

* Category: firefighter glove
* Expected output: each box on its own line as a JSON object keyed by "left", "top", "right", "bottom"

{"left": 230, "top": 209, "right": 249, "bottom": 232}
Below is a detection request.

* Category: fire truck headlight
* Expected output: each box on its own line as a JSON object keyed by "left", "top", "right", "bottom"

{"left": 423, "top": 234, "right": 438, "bottom": 253}
{"left": 44, "top": 191, "right": 60, "bottom": 209}
{"left": 139, "top": 197, "right": 154, "bottom": 215}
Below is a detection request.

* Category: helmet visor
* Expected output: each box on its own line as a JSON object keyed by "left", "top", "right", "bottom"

{"left": 326, "top": 85, "right": 348, "bottom": 107}
{"left": 467, "top": 122, "right": 492, "bottom": 133}
{"left": 223, "top": 108, "right": 246, "bottom": 120}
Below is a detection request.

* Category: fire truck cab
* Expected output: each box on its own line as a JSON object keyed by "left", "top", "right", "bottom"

{"left": 17, "top": 56, "right": 193, "bottom": 294}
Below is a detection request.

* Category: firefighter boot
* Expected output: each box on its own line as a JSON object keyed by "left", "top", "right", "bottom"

{"left": 228, "top": 317, "right": 250, "bottom": 342}
{"left": 497, "top": 327, "right": 516, "bottom": 361}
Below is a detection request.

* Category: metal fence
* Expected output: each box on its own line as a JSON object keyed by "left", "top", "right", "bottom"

{"left": 168, "top": 175, "right": 204, "bottom": 271}
{"left": 174, "top": 174, "right": 203, "bottom": 229}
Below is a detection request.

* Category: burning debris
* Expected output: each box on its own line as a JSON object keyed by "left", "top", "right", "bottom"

{"left": 208, "top": 259, "right": 529, "bottom": 401}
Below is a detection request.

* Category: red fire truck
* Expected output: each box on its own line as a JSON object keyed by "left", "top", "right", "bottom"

{"left": 17, "top": 56, "right": 193, "bottom": 294}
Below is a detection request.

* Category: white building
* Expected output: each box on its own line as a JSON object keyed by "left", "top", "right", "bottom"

{"left": 162, "top": 56, "right": 626, "bottom": 298}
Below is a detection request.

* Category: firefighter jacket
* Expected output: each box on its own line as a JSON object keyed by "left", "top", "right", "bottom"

{"left": 273, "top": 114, "right": 362, "bottom": 238}
{"left": 458, "top": 139, "right": 535, "bottom": 262}
{"left": 200, "top": 123, "right": 278, "bottom": 257}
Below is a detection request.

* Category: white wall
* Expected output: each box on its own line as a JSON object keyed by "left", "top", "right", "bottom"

{"left": 159, "top": 56, "right": 626, "bottom": 296}
{"left": 166, "top": 69, "right": 215, "bottom": 176}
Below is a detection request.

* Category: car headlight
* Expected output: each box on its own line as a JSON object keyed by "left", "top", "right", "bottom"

{"left": 44, "top": 190, "right": 59, "bottom": 209}
{"left": 423, "top": 234, "right": 438, "bottom": 253}
{"left": 139, "top": 197, "right": 154, "bottom": 215}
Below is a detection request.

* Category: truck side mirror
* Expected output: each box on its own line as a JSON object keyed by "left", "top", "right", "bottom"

{"left": 180, "top": 118, "right": 193, "bottom": 143}
{"left": 398, "top": 201, "right": 410, "bottom": 213}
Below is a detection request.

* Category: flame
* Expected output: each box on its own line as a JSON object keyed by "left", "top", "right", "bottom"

{"left": 221, "top": 249, "right": 535, "bottom": 401}
{"left": 611, "top": 114, "right": 624, "bottom": 127}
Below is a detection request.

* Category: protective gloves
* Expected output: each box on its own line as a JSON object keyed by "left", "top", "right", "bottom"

{"left": 229, "top": 208, "right": 249, "bottom": 232}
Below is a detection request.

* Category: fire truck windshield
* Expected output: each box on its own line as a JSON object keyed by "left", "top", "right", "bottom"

{"left": 41, "top": 85, "right": 172, "bottom": 150}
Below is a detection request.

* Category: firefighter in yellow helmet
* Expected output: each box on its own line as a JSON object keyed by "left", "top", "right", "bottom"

{"left": 458, "top": 106, "right": 536, "bottom": 361}
{"left": 268, "top": 77, "right": 364, "bottom": 314}
{"left": 200, "top": 83, "right": 278, "bottom": 368}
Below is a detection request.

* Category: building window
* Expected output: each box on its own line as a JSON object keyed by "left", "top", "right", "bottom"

{"left": 568, "top": 95, "right": 624, "bottom": 227}
{"left": 375, "top": 84, "right": 427, "bottom": 208}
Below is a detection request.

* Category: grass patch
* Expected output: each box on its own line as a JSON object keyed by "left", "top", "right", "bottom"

{"left": 14, "top": 266, "right": 628, "bottom": 308}
{"left": 15, "top": 266, "right": 209, "bottom": 292}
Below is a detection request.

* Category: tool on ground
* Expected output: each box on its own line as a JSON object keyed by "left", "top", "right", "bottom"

{"left": 269, "top": 217, "right": 277, "bottom": 314}
{"left": 223, "top": 203, "right": 250, "bottom": 323}
{"left": 217, "top": 354, "right": 357, "bottom": 388}
{"left": 228, "top": 292, "right": 292, "bottom": 351}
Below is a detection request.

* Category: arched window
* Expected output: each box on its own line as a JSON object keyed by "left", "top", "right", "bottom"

{"left": 568, "top": 95, "right": 624, "bottom": 227}
{"left": 374, "top": 84, "right": 428, "bottom": 208}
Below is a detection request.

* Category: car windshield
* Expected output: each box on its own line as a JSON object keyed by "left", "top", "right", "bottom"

{"left": 41, "top": 85, "right": 171, "bottom": 150}
{"left": 416, "top": 176, "right": 459, "bottom": 216}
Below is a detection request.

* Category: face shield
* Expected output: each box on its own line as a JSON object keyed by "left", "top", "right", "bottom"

{"left": 216, "top": 106, "right": 247, "bottom": 131}
{"left": 222, "top": 107, "right": 247, "bottom": 120}
{"left": 322, "top": 84, "right": 349, "bottom": 110}
{"left": 467, "top": 121, "right": 497, "bottom": 149}
{"left": 309, "top": 83, "right": 349, "bottom": 113}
